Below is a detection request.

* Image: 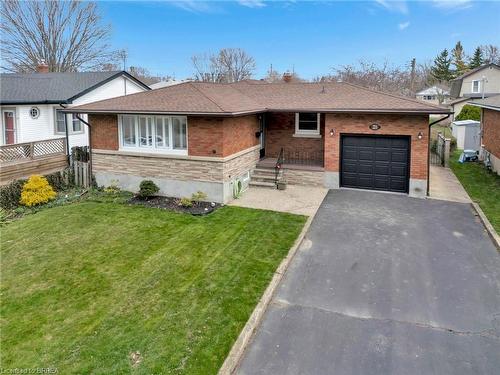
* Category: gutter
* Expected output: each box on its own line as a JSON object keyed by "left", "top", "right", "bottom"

{"left": 427, "top": 114, "right": 452, "bottom": 196}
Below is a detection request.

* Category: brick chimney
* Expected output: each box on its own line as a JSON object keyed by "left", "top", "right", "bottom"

{"left": 282, "top": 71, "right": 293, "bottom": 83}
{"left": 36, "top": 60, "right": 49, "bottom": 73}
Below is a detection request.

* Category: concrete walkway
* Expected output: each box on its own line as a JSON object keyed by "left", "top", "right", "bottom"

{"left": 229, "top": 185, "right": 328, "bottom": 216}
{"left": 429, "top": 165, "right": 471, "bottom": 203}
{"left": 237, "top": 190, "right": 500, "bottom": 375}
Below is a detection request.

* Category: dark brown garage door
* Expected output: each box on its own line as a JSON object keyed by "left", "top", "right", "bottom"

{"left": 341, "top": 135, "right": 410, "bottom": 193}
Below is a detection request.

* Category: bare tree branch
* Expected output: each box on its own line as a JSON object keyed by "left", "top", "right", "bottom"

{"left": 0, "top": 0, "right": 117, "bottom": 72}
{"left": 192, "top": 48, "right": 255, "bottom": 83}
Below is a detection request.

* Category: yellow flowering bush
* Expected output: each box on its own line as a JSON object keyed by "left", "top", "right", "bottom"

{"left": 20, "top": 175, "right": 56, "bottom": 207}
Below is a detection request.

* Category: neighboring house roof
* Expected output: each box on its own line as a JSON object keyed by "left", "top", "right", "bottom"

{"left": 0, "top": 71, "right": 150, "bottom": 105}
{"left": 448, "top": 97, "right": 470, "bottom": 106}
{"left": 452, "top": 120, "right": 480, "bottom": 126}
{"left": 416, "top": 85, "right": 450, "bottom": 96}
{"left": 450, "top": 63, "right": 500, "bottom": 98}
{"left": 150, "top": 79, "right": 192, "bottom": 89}
{"left": 66, "top": 81, "right": 450, "bottom": 116}
{"left": 468, "top": 94, "right": 500, "bottom": 112}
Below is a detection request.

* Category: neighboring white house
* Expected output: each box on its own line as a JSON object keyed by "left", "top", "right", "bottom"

{"left": 149, "top": 79, "right": 192, "bottom": 90}
{"left": 448, "top": 63, "right": 500, "bottom": 120}
{"left": 0, "top": 66, "right": 150, "bottom": 149}
{"left": 416, "top": 85, "right": 450, "bottom": 105}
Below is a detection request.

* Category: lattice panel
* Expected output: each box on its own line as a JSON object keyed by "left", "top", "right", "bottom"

{"left": 0, "top": 144, "right": 32, "bottom": 162}
{"left": 33, "top": 138, "right": 65, "bottom": 157}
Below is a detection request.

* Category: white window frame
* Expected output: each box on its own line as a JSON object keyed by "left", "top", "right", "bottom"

{"left": 472, "top": 80, "right": 480, "bottom": 93}
{"left": 295, "top": 112, "right": 321, "bottom": 137}
{"left": 54, "top": 109, "right": 84, "bottom": 135}
{"left": 118, "top": 114, "right": 188, "bottom": 155}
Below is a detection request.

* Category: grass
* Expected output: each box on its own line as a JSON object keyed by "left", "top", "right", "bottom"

{"left": 0, "top": 202, "right": 306, "bottom": 374}
{"left": 449, "top": 149, "right": 500, "bottom": 233}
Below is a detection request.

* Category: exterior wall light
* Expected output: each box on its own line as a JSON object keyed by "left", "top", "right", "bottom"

{"left": 329, "top": 129, "right": 335, "bottom": 136}
{"left": 418, "top": 131, "right": 424, "bottom": 140}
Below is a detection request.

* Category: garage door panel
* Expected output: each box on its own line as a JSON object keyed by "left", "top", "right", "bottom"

{"left": 341, "top": 135, "right": 409, "bottom": 193}
{"left": 375, "top": 150, "right": 390, "bottom": 161}
{"left": 391, "top": 150, "right": 408, "bottom": 163}
{"left": 359, "top": 149, "right": 374, "bottom": 160}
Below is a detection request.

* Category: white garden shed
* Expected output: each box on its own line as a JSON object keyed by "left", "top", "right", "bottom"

{"left": 451, "top": 120, "right": 481, "bottom": 151}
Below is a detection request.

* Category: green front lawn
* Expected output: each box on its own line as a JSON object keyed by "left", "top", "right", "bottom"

{"left": 0, "top": 202, "right": 306, "bottom": 374}
{"left": 449, "top": 149, "right": 500, "bottom": 232}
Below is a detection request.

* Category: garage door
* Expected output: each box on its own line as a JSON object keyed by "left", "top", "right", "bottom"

{"left": 341, "top": 135, "right": 410, "bottom": 193}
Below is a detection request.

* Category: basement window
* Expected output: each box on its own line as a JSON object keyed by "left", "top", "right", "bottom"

{"left": 119, "top": 115, "right": 187, "bottom": 155}
{"left": 295, "top": 113, "right": 320, "bottom": 137}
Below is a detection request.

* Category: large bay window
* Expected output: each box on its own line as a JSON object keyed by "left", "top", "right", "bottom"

{"left": 119, "top": 115, "right": 187, "bottom": 154}
{"left": 295, "top": 112, "right": 320, "bottom": 137}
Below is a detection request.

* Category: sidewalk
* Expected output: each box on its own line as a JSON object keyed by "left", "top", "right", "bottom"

{"left": 429, "top": 165, "right": 471, "bottom": 203}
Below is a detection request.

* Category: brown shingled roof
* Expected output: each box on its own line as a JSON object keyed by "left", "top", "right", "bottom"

{"left": 67, "top": 80, "right": 450, "bottom": 115}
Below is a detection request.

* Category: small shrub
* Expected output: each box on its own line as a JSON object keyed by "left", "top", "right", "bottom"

{"left": 0, "top": 180, "right": 25, "bottom": 209}
{"left": 138, "top": 180, "right": 159, "bottom": 199}
{"left": 104, "top": 179, "right": 121, "bottom": 194}
{"left": 45, "top": 171, "right": 68, "bottom": 191}
{"left": 191, "top": 191, "right": 207, "bottom": 202}
{"left": 20, "top": 175, "right": 57, "bottom": 207}
{"left": 179, "top": 197, "right": 193, "bottom": 208}
{"left": 456, "top": 105, "right": 481, "bottom": 121}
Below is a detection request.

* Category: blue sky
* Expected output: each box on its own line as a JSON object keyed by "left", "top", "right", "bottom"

{"left": 101, "top": 0, "right": 499, "bottom": 79}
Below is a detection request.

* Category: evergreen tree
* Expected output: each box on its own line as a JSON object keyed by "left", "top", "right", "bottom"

{"left": 431, "top": 49, "right": 453, "bottom": 82}
{"left": 452, "top": 41, "right": 468, "bottom": 77}
{"left": 469, "top": 47, "right": 484, "bottom": 69}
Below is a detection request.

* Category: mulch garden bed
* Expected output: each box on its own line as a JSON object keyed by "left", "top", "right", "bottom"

{"left": 128, "top": 196, "right": 221, "bottom": 215}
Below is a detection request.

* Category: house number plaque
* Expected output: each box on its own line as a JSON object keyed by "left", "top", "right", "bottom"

{"left": 369, "top": 123, "right": 381, "bottom": 130}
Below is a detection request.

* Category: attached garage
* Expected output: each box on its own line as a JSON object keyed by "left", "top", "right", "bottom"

{"left": 340, "top": 135, "right": 410, "bottom": 193}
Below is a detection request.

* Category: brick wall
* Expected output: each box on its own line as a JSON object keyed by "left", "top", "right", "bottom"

{"left": 324, "top": 114, "right": 429, "bottom": 180}
{"left": 187, "top": 117, "right": 224, "bottom": 157}
{"left": 482, "top": 108, "right": 500, "bottom": 158}
{"left": 265, "top": 113, "right": 324, "bottom": 159}
{"left": 222, "top": 116, "right": 260, "bottom": 157}
{"left": 89, "top": 114, "right": 118, "bottom": 150}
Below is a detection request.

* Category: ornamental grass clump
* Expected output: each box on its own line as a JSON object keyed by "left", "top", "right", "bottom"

{"left": 20, "top": 175, "right": 56, "bottom": 207}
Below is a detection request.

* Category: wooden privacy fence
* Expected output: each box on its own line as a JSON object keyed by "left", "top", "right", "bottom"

{"left": 0, "top": 138, "right": 68, "bottom": 184}
{"left": 70, "top": 146, "right": 91, "bottom": 188}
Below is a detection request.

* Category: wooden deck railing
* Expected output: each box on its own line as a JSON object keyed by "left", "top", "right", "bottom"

{"left": 0, "top": 138, "right": 68, "bottom": 184}
{"left": 0, "top": 138, "right": 66, "bottom": 164}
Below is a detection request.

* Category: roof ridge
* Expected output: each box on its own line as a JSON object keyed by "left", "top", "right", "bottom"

{"left": 340, "top": 81, "right": 446, "bottom": 110}
{"left": 188, "top": 82, "right": 227, "bottom": 112}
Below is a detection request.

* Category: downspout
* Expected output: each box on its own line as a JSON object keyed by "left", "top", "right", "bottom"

{"left": 59, "top": 103, "right": 70, "bottom": 164}
{"left": 75, "top": 114, "right": 93, "bottom": 185}
{"left": 427, "top": 114, "right": 452, "bottom": 196}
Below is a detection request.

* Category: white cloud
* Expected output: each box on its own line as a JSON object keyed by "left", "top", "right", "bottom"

{"left": 169, "top": 1, "right": 218, "bottom": 13}
{"left": 398, "top": 21, "right": 410, "bottom": 30}
{"left": 374, "top": 0, "right": 409, "bottom": 15}
{"left": 432, "top": 0, "right": 473, "bottom": 11}
{"left": 238, "top": 0, "right": 267, "bottom": 8}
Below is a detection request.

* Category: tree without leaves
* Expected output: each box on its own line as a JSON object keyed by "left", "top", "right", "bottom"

{"left": 1, "top": 0, "right": 116, "bottom": 72}
{"left": 431, "top": 49, "right": 454, "bottom": 82}
{"left": 452, "top": 41, "right": 468, "bottom": 77}
{"left": 480, "top": 44, "right": 500, "bottom": 65}
{"left": 192, "top": 48, "right": 256, "bottom": 83}
{"left": 469, "top": 47, "right": 484, "bottom": 70}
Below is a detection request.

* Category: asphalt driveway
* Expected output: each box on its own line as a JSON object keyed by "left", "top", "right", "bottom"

{"left": 237, "top": 190, "right": 500, "bottom": 375}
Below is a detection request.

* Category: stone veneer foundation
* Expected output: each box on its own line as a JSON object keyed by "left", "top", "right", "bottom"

{"left": 92, "top": 146, "right": 260, "bottom": 203}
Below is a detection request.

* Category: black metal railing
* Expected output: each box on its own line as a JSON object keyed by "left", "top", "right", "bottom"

{"left": 284, "top": 150, "right": 324, "bottom": 166}
{"left": 275, "top": 147, "right": 284, "bottom": 185}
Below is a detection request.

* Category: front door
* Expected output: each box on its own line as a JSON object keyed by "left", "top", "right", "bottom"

{"left": 259, "top": 114, "right": 266, "bottom": 158}
{"left": 2, "top": 110, "right": 16, "bottom": 145}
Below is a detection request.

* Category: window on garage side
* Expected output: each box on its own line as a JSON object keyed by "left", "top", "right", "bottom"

{"left": 295, "top": 113, "right": 320, "bottom": 136}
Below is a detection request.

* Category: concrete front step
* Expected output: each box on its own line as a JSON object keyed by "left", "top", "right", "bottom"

{"left": 249, "top": 180, "right": 277, "bottom": 188}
